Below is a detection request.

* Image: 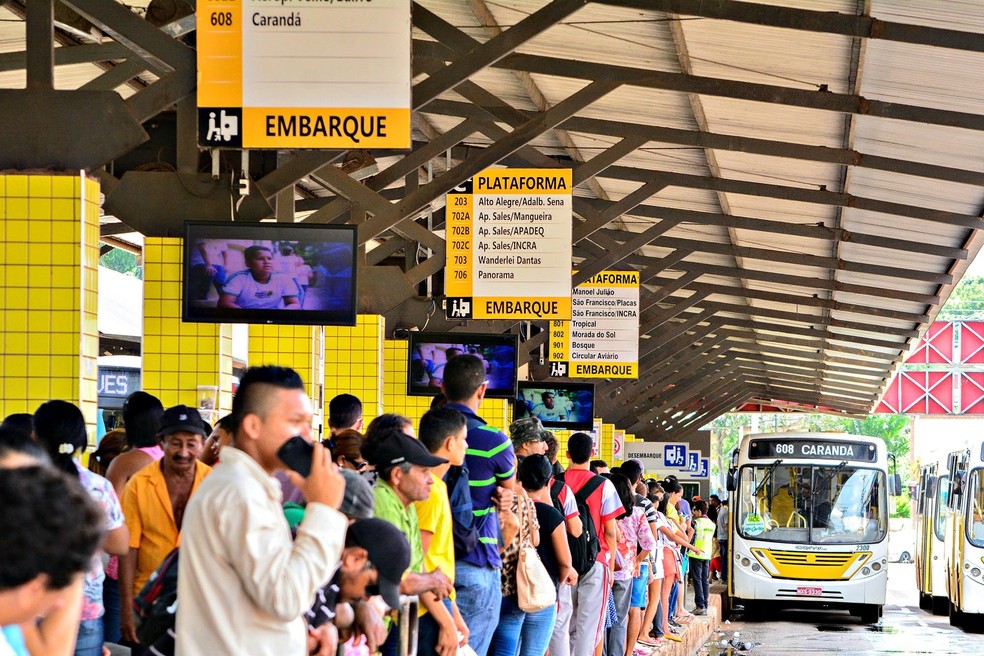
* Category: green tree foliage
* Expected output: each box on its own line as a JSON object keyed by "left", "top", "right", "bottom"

{"left": 939, "top": 275, "right": 984, "bottom": 320}
{"left": 892, "top": 494, "right": 911, "bottom": 519}
{"left": 100, "top": 248, "right": 142, "bottom": 279}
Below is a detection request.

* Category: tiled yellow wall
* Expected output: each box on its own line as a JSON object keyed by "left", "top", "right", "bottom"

{"left": 0, "top": 173, "right": 99, "bottom": 440}
{"left": 382, "top": 338, "right": 512, "bottom": 433}
{"left": 383, "top": 339, "right": 432, "bottom": 427}
{"left": 601, "top": 422, "right": 615, "bottom": 464}
{"left": 143, "top": 238, "right": 234, "bottom": 419}
{"left": 324, "top": 315, "right": 384, "bottom": 423}
{"left": 249, "top": 323, "right": 325, "bottom": 431}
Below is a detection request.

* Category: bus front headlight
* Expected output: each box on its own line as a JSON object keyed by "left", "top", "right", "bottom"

{"left": 862, "top": 567, "right": 871, "bottom": 576}
{"left": 741, "top": 557, "right": 751, "bottom": 568}
{"left": 871, "top": 562, "right": 881, "bottom": 571}
{"left": 972, "top": 568, "right": 982, "bottom": 579}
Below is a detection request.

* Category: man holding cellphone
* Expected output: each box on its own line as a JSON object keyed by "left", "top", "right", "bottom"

{"left": 176, "top": 366, "right": 346, "bottom": 656}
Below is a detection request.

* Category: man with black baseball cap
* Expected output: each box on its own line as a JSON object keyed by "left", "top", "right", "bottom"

{"left": 370, "top": 432, "right": 455, "bottom": 656}
{"left": 119, "top": 404, "right": 212, "bottom": 645}
{"left": 304, "top": 519, "right": 411, "bottom": 636}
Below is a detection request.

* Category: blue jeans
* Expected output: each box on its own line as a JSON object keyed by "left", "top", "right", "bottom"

{"left": 691, "top": 559, "right": 710, "bottom": 609}
{"left": 489, "top": 595, "right": 556, "bottom": 656}
{"left": 419, "top": 597, "right": 454, "bottom": 656}
{"left": 102, "top": 575, "right": 121, "bottom": 644}
{"left": 455, "top": 561, "right": 502, "bottom": 656}
{"left": 75, "top": 618, "right": 103, "bottom": 656}
{"left": 668, "top": 578, "right": 679, "bottom": 619}
{"left": 606, "top": 578, "right": 632, "bottom": 656}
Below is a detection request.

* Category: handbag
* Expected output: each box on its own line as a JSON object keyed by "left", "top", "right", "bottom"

{"left": 515, "top": 497, "right": 557, "bottom": 613}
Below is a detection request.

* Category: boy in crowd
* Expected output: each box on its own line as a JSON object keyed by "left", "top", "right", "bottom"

{"left": 415, "top": 408, "right": 471, "bottom": 656}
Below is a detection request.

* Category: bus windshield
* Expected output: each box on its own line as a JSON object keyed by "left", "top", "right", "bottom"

{"left": 968, "top": 469, "right": 984, "bottom": 547}
{"left": 737, "top": 463, "right": 887, "bottom": 545}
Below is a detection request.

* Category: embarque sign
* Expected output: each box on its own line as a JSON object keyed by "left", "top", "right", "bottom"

{"left": 548, "top": 271, "right": 639, "bottom": 379}
{"left": 197, "top": 0, "right": 411, "bottom": 149}
{"left": 445, "top": 169, "right": 573, "bottom": 320}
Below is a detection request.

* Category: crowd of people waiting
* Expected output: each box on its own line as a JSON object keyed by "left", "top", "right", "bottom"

{"left": 0, "top": 352, "right": 731, "bottom": 656}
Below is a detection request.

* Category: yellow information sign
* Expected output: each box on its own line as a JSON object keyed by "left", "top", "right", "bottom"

{"left": 197, "top": 0, "right": 411, "bottom": 149}
{"left": 446, "top": 169, "right": 573, "bottom": 321}
{"left": 549, "top": 271, "right": 640, "bottom": 379}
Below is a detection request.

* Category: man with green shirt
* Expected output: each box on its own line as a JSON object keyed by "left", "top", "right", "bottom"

{"left": 371, "top": 431, "right": 455, "bottom": 656}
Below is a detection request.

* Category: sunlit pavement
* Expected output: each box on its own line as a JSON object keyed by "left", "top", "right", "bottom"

{"left": 697, "top": 564, "right": 983, "bottom": 655}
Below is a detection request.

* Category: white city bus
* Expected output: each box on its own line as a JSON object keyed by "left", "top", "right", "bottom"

{"left": 915, "top": 458, "right": 949, "bottom": 614}
{"left": 726, "top": 432, "right": 900, "bottom": 623}
{"left": 942, "top": 444, "right": 984, "bottom": 627}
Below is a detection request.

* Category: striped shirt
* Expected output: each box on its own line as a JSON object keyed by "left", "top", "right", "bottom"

{"left": 445, "top": 402, "right": 515, "bottom": 569}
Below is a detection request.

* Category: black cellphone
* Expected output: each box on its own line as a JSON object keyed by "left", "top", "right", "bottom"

{"left": 277, "top": 435, "right": 314, "bottom": 477}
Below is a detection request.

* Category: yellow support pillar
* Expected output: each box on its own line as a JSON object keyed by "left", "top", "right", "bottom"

{"left": 248, "top": 324, "right": 325, "bottom": 430}
{"left": 143, "top": 238, "right": 234, "bottom": 423}
{"left": 0, "top": 173, "right": 101, "bottom": 437}
{"left": 322, "top": 315, "right": 384, "bottom": 423}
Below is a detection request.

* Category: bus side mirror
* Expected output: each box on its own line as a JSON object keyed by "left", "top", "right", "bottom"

{"left": 726, "top": 468, "right": 737, "bottom": 492}
{"left": 889, "top": 474, "right": 902, "bottom": 497}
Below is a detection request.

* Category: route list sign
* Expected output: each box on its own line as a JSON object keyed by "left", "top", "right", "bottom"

{"left": 197, "top": 0, "right": 411, "bottom": 149}
{"left": 548, "top": 271, "right": 640, "bottom": 378}
{"left": 445, "top": 169, "right": 573, "bottom": 320}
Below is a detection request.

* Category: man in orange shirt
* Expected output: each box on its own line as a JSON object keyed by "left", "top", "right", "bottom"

{"left": 119, "top": 405, "right": 212, "bottom": 646}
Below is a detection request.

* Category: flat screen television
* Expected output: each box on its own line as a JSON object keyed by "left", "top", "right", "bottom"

{"left": 514, "top": 381, "right": 595, "bottom": 430}
{"left": 407, "top": 332, "right": 518, "bottom": 398}
{"left": 182, "top": 221, "right": 357, "bottom": 326}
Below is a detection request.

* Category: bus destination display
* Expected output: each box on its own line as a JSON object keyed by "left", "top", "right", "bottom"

{"left": 748, "top": 439, "right": 877, "bottom": 462}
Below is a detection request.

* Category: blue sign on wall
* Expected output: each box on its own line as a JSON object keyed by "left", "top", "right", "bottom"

{"left": 664, "top": 443, "right": 687, "bottom": 468}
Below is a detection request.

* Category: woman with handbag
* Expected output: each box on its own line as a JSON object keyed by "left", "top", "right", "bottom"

{"left": 490, "top": 455, "right": 571, "bottom": 656}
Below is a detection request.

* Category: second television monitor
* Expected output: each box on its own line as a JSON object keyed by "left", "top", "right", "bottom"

{"left": 408, "top": 332, "right": 518, "bottom": 398}
{"left": 515, "top": 381, "right": 595, "bottom": 430}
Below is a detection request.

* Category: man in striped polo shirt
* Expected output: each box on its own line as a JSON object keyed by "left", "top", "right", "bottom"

{"left": 442, "top": 354, "right": 516, "bottom": 656}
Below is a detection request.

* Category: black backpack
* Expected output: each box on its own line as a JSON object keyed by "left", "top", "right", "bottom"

{"left": 445, "top": 463, "right": 481, "bottom": 558}
{"left": 133, "top": 547, "right": 180, "bottom": 646}
{"left": 552, "top": 473, "right": 605, "bottom": 577}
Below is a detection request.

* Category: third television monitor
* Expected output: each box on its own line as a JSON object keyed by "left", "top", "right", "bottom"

{"left": 408, "top": 332, "right": 518, "bottom": 398}
{"left": 515, "top": 381, "right": 595, "bottom": 430}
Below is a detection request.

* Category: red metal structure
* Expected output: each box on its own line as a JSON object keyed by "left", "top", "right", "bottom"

{"left": 737, "top": 322, "right": 984, "bottom": 415}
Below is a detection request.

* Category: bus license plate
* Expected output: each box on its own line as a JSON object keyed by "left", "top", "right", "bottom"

{"left": 796, "top": 587, "right": 823, "bottom": 596}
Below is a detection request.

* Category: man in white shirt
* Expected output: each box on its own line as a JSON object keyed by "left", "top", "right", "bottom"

{"left": 176, "top": 366, "right": 346, "bottom": 656}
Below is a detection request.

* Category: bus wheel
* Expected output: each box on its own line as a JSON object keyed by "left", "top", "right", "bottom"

{"left": 932, "top": 596, "right": 949, "bottom": 616}
{"left": 859, "top": 604, "right": 881, "bottom": 624}
{"left": 918, "top": 593, "right": 931, "bottom": 611}
{"left": 898, "top": 551, "right": 912, "bottom": 564}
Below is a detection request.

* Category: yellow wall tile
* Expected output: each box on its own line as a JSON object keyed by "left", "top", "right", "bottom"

{"left": 0, "top": 173, "right": 99, "bottom": 440}
{"left": 142, "top": 237, "right": 233, "bottom": 417}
